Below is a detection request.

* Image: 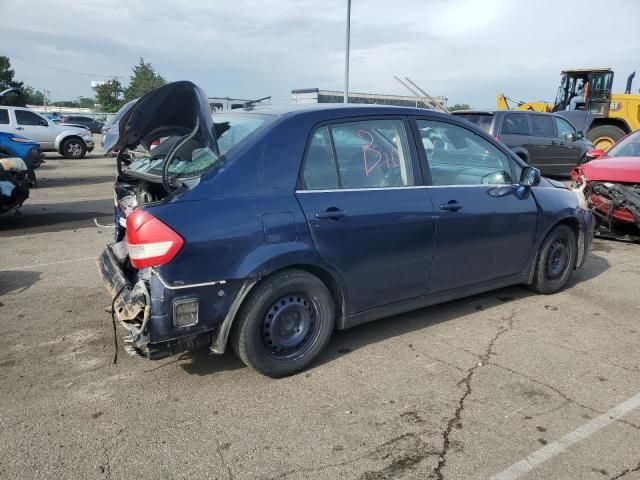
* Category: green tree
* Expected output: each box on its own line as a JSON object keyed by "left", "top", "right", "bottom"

{"left": 95, "top": 79, "right": 124, "bottom": 112}
{"left": 78, "top": 96, "right": 95, "bottom": 109}
{"left": 22, "top": 86, "right": 46, "bottom": 105}
{"left": 123, "top": 57, "right": 166, "bottom": 101}
{"left": 0, "top": 55, "right": 27, "bottom": 106}
{"left": 448, "top": 103, "right": 472, "bottom": 111}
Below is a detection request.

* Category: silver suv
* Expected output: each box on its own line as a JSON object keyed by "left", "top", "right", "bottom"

{"left": 0, "top": 106, "right": 94, "bottom": 158}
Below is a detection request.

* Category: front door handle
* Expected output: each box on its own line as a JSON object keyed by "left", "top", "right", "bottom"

{"left": 315, "top": 208, "right": 346, "bottom": 220}
{"left": 440, "top": 200, "right": 463, "bottom": 212}
{"left": 16, "top": 127, "right": 24, "bottom": 130}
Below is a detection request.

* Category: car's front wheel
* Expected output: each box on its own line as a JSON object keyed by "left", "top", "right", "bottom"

{"left": 530, "top": 224, "right": 577, "bottom": 294}
{"left": 231, "top": 269, "right": 335, "bottom": 377}
{"left": 61, "top": 138, "right": 87, "bottom": 159}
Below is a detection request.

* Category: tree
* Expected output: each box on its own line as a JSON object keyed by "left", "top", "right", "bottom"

{"left": 0, "top": 55, "right": 27, "bottom": 106}
{"left": 22, "top": 86, "right": 46, "bottom": 106}
{"left": 124, "top": 57, "right": 166, "bottom": 101}
{"left": 95, "top": 79, "right": 124, "bottom": 112}
{"left": 448, "top": 103, "right": 472, "bottom": 111}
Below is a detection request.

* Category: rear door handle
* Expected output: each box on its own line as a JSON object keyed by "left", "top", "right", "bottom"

{"left": 16, "top": 127, "right": 24, "bottom": 130}
{"left": 315, "top": 208, "right": 346, "bottom": 220}
{"left": 440, "top": 200, "right": 462, "bottom": 212}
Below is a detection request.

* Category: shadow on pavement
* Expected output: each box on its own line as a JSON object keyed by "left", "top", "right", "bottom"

{"left": 0, "top": 270, "right": 42, "bottom": 296}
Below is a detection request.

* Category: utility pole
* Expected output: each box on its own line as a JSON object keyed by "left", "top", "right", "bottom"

{"left": 344, "top": 0, "right": 351, "bottom": 103}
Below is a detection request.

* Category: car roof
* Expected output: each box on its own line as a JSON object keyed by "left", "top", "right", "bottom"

{"left": 215, "top": 103, "right": 446, "bottom": 118}
{"left": 454, "top": 110, "right": 558, "bottom": 117}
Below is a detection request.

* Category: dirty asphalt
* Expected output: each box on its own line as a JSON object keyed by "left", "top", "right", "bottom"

{"left": 1, "top": 148, "right": 640, "bottom": 480}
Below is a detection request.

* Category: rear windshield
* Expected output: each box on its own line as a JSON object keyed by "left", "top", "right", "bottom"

{"left": 454, "top": 113, "right": 494, "bottom": 133}
{"left": 125, "top": 112, "right": 275, "bottom": 180}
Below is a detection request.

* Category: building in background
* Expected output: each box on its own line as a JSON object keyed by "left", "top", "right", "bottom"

{"left": 291, "top": 88, "right": 447, "bottom": 109}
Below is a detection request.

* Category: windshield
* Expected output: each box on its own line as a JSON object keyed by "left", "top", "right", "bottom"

{"left": 124, "top": 112, "right": 275, "bottom": 180}
{"left": 454, "top": 113, "right": 494, "bottom": 133}
{"left": 607, "top": 130, "right": 640, "bottom": 157}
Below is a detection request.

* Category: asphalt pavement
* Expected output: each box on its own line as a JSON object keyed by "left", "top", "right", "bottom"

{"left": 1, "top": 149, "right": 639, "bottom": 480}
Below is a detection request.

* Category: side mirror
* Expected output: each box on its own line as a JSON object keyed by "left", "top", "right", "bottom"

{"left": 38, "top": 119, "right": 48, "bottom": 126}
{"left": 576, "top": 131, "right": 584, "bottom": 139}
{"left": 564, "top": 132, "right": 576, "bottom": 141}
{"left": 586, "top": 148, "right": 606, "bottom": 159}
{"left": 520, "top": 166, "right": 541, "bottom": 187}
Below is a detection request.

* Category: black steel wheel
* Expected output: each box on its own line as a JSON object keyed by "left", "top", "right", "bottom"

{"left": 231, "top": 269, "right": 335, "bottom": 377}
{"left": 530, "top": 225, "right": 577, "bottom": 294}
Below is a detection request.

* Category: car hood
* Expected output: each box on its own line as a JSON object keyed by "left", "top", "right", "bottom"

{"left": 110, "top": 81, "right": 217, "bottom": 155}
{"left": 581, "top": 157, "right": 640, "bottom": 183}
{"left": 0, "top": 131, "right": 38, "bottom": 145}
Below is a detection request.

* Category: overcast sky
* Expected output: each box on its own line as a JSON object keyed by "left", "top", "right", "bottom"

{"left": 2, "top": 0, "right": 640, "bottom": 108}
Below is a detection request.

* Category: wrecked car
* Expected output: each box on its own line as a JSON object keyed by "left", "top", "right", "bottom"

{"left": 572, "top": 129, "right": 640, "bottom": 240}
{"left": 97, "top": 81, "right": 594, "bottom": 377}
{"left": 0, "top": 154, "right": 30, "bottom": 214}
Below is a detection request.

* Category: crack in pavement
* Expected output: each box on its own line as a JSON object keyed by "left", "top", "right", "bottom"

{"left": 609, "top": 461, "right": 640, "bottom": 479}
{"left": 431, "top": 313, "right": 516, "bottom": 480}
{"left": 215, "top": 439, "right": 234, "bottom": 480}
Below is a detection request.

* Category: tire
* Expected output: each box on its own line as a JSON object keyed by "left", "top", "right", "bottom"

{"left": 587, "top": 125, "right": 625, "bottom": 151}
{"left": 61, "top": 138, "right": 87, "bottom": 159}
{"left": 529, "top": 225, "right": 577, "bottom": 294}
{"left": 231, "top": 269, "right": 335, "bottom": 377}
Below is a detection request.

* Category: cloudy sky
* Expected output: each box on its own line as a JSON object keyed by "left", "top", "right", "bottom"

{"left": 2, "top": 0, "right": 640, "bottom": 108}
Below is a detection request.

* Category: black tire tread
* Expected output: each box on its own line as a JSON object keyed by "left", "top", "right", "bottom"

{"left": 530, "top": 224, "right": 577, "bottom": 294}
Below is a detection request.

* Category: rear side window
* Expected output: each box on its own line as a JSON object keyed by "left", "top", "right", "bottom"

{"left": 529, "top": 115, "right": 555, "bottom": 137}
{"left": 15, "top": 110, "right": 45, "bottom": 126}
{"left": 0, "top": 109, "right": 8, "bottom": 124}
{"left": 302, "top": 119, "right": 415, "bottom": 189}
{"left": 501, "top": 114, "right": 529, "bottom": 135}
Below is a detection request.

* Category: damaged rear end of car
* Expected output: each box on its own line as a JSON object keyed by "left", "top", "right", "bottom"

{"left": 97, "top": 81, "right": 253, "bottom": 359}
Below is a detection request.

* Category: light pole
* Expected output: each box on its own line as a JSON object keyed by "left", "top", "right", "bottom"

{"left": 344, "top": 0, "right": 351, "bottom": 103}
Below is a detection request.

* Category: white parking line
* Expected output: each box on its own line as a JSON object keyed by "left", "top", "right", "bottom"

{"left": 491, "top": 391, "right": 640, "bottom": 480}
{"left": 0, "top": 256, "right": 95, "bottom": 272}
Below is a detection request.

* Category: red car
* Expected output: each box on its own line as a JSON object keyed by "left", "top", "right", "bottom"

{"left": 571, "top": 130, "right": 640, "bottom": 239}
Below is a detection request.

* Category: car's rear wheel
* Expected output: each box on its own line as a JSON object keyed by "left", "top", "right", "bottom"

{"left": 61, "top": 138, "right": 86, "bottom": 159}
{"left": 231, "top": 269, "right": 335, "bottom": 377}
{"left": 530, "top": 225, "right": 577, "bottom": 294}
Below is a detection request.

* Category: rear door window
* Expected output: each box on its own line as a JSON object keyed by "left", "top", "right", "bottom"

{"left": 501, "top": 114, "right": 530, "bottom": 135}
{"left": 302, "top": 119, "right": 415, "bottom": 189}
{"left": 0, "top": 109, "right": 9, "bottom": 124}
{"left": 529, "top": 115, "right": 555, "bottom": 137}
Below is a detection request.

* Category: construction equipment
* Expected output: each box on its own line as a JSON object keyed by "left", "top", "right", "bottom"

{"left": 497, "top": 68, "right": 640, "bottom": 150}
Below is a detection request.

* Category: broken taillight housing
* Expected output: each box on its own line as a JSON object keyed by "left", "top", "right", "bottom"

{"left": 126, "top": 209, "right": 184, "bottom": 269}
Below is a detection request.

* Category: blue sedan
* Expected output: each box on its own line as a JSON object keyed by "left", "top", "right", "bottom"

{"left": 98, "top": 81, "right": 594, "bottom": 377}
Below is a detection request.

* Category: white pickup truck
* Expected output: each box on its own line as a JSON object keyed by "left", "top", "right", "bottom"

{"left": 0, "top": 106, "right": 95, "bottom": 158}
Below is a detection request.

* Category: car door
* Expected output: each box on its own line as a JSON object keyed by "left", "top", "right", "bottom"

{"left": 295, "top": 118, "right": 435, "bottom": 314}
{"left": 0, "top": 108, "right": 16, "bottom": 135}
{"left": 553, "top": 116, "right": 584, "bottom": 173}
{"left": 528, "top": 114, "right": 557, "bottom": 175}
{"left": 498, "top": 112, "right": 534, "bottom": 159}
{"left": 414, "top": 117, "right": 538, "bottom": 293}
{"left": 14, "top": 109, "right": 53, "bottom": 149}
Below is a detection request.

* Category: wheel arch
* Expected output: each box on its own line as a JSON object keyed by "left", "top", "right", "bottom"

{"left": 56, "top": 134, "right": 85, "bottom": 153}
{"left": 510, "top": 147, "right": 529, "bottom": 163}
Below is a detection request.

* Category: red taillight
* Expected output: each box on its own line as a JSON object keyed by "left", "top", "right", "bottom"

{"left": 126, "top": 209, "right": 184, "bottom": 269}
{"left": 495, "top": 134, "right": 501, "bottom": 142}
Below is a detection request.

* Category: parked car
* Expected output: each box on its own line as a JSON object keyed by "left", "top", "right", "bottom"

{"left": 453, "top": 110, "right": 594, "bottom": 176}
{"left": 59, "top": 115, "right": 104, "bottom": 134}
{"left": 98, "top": 81, "right": 594, "bottom": 377}
{"left": 0, "top": 106, "right": 94, "bottom": 158}
{"left": 0, "top": 131, "right": 44, "bottom": 186}
{"left": 571, "top": 129, "right": 640, "bottom": 240}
